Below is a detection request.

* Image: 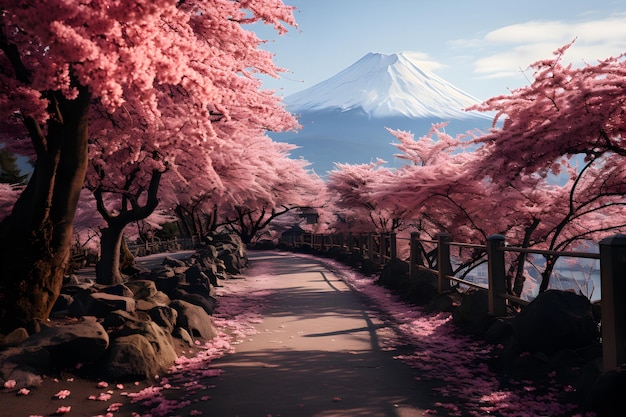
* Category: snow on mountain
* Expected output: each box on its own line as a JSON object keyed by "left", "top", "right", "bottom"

{"left": 284, "top": 52, "right": 487, "bottom": 119}
{"left": 270, "top": 52, "right": 493, "bottom": 175}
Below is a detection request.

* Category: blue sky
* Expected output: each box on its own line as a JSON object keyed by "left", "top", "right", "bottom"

{"left": 253, "top": 0, "right": 626, "bottom": 102}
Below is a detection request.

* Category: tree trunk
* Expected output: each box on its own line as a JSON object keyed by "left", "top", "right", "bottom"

{"left": 94, "top": 169, "right": 163, "bottom": 285}
{"left": 539, "top": 254, "right": 558, "bottom": 293}
{"left": 511, "top": 218, "right": 541, "bottom": 297}
{"left": 0, "top": 87, "right": 91, "bottom": 333}
{"left": 95, "top": 224, "right": 125, "bottom": 285}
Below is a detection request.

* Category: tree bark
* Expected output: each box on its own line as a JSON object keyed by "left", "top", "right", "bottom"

{"left": 94, "top": 169, "right": 162, "bottom": 285}
{"left": 95, "top": 224, "right": 126, "bottom": 285}
{"left": 0, "top": 86, "right": 91, "bottom": 333}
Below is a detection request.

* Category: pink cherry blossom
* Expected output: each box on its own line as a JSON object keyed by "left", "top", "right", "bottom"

{"left": 3, "top": 379, "right": 16, "bottom": 389}
{"left": 54, "top": 406, "right": 71, "bottom": 415}
{"left": 54, "top": 389, "right": 71, "bottom": 399}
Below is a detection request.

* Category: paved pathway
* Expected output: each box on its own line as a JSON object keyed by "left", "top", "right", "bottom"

{"left": 204, "top": 251, "right": 432, "bottom": 417}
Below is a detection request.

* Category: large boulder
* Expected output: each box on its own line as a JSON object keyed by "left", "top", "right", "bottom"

{"left": 149, "top": 306, "right": 178, "bottom": 333}
{"left": 511, "top": 290, "right": 599, "bottom": 356}
{"left": 125, "top": 280, "right": 158, "bottom": 300}
{"left": 218, "top": 250, "right": 244, "bottom": 274}
{"left": 100, "top": 283, "right": 134, "bottom": 298}
{"left": 180, "top": 292, "right": 217, "bottom": 316}
{"left": 0, "top": 346, "right": 49, "bottom": 388}
{"left": 20, "top": 317, "right": 109, "bottom": 366}
{"left": 135, "top": 291, "right": 171, "bottom": 311}
{"left": 69, "top": 290, "right": 136, "bottom": 318}
{"left": 100, "top": 313, "right": 179, "bottom": 380}
{"left": 170, "top": 300, "right": 218, "bottom": 340}
{"left": 0, "top": 327, "right": 29, "bottom": 348}
{"left": 588, "top": 364, "right": 626, "bottom": 417}
{"left": 451, "top": 289, "right": 492, "bottom": 335}
{"left": 376, "top": 258, "right": 409, "bottom": 289}
{"left": 103, "top": 334, "right": 161, "bottom": 381}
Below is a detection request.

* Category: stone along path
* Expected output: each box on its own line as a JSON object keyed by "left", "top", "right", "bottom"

{"left": 203, "top": 251, "right": 433, "bottom": 417}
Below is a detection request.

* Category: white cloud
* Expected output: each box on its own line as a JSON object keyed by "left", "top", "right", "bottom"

{"left": 400, "top": 51, "right": 446, "bottom": 71}
{"left": 460, "top": 14, "right": 626, "bottom": 79}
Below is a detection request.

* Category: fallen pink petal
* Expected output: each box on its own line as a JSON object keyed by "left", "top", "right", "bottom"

{"left": 3, "top": 380, "right": 16, "bottom": 389}
{"left": 54, "top": 390, "right": 71, "bottom": 399}
{"left": 54, "top": 406, "right": 71, "bottom": 415}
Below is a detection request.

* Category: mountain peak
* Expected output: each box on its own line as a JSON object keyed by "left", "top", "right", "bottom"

{"left": 284, "top": 52, "right": 486, "bottom": 119}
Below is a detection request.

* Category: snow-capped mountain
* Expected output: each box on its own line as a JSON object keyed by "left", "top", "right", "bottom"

{"left": 284, "top": 52, "right": 486, "bottom": 119}
{"left": 270, "top": 52, "right": 492, "bottom": 175}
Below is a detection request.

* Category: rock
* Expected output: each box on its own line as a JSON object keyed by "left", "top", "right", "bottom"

{"left": 376, "top": 258, "right": 409, "bottom": 288}
{"left": 170, "top": 300, "right": 218, "bottom": 340}
{"left": 0, "top": 346, "right": 50, "bottom": 387}
{"left": 0, "top": 327, "right": 29, "bottom": 347}
{"left": 215, "top": 233, "right": 246, "bottom": 258}
{"left": 102, "top": 310, "right": 142, "bottom": 329}
{"left": 424, "top": 292, "right": 460, "bottom": 313}
{"left": 125, "top": 280, "right": 158, "bottom": 300}
{"left": 186, "top": 282, "right": 216, "bottom": 298}
{"left": 69, "top": 291, "right": 136, "bottom": 318}
{"left": 588, "top": 364, "right": 626, "bottom": 417}
{"left": 396, "top": 269, "right": 439, "bottom": 306}
{"left": 51, "top": 294, "right": 73, "bottom": 314}
{"left": 511, "top": 290, "right": 599, "bottom": 356}
{"left": 184, "top": 264, "right": 204, "bottom": 284}
{"left": 101, "top": 283, "right": 134, "bottom": 298}
{"left": 154, "top": 275, "right": 185, "bottom": 298}
{"left": 112, "top": 320, "right": 178, "bottom": 370}
{"left": 452, "top": 289, "right": 492, "bottom": 335}
{"left": 218, "top": 250, "right": 242, "bottom": 274}
{"left": 507, "top": 351, "right": 552, "bottom": 380}
{"left": 196, "top": 244, "right": 218, "bottom": 262}
{"left": 20, "top": 318, "right": 109, "bottom": 366}
{"left": 162, "top": 256, "right": 187, "bottom": 268}
{"left": 103, "top": 334, "right": 161, "bottom": 381}
{"left": 149, "top": 306, "right": 178, "bottom": 333}
{"left": 156, "top": 268, "right": 176, "bottom": 279}
{"left": 172, "top": 327, "right": 194, "bottom": 346}
{"left": 135, "top": 291, "right": 172, "bottom": 311}
{"left": 181, "top": 292, "right": 217, "bottom": 316}
{"left": 484, "top": 317, "right": 514, "bottom": 345}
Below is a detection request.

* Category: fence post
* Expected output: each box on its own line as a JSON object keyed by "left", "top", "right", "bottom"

{"left": 599, "top": 234, "right": 626, "bottom": 371}
{"left": 487, "top": 234, "right": 507, "bottom": 317}
{"left": 437, "top": 233, "right": 452, "bottom": 293}
{"left": 359, "top": 233, "right": 365, "bottom": 256}
{"left": 379, "top": 234, "right": 387, "bottom": 266}
{"left": 409, "top": 232, "right": 420, "bottom": 280}
{"left": 390, "top": 232, "right": 397, "bottom": 261}
{"left": 367, "top": 232, "right": 374, "bottom": 261}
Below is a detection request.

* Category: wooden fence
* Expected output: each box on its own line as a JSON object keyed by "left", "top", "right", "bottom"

{"left": 283, "top": 231, "right": 626, "bottom": 371}
{"left": 126, "top": 236, "right": 199, "bottom": 257}
{"left": 70, "top": 237, "right": 200, "bottom": 268}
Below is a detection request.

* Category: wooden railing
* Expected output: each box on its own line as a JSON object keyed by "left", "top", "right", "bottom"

{"left": 126, "top": 236, "right": 199, "bottom": 257}
{"left": 284, "top": 232, "right": 397, "bottom": 267}
{"left": 283, "top": 231, "right": 626, "bottom": 371}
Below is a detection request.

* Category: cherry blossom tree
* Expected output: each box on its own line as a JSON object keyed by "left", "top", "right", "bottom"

{"left": 468, "top": 43, "right": 626, "bottom": 294}
{"left": 214, "top": 134, "right": 326, "bottom": 244}
{"left": 0, "top": 0, "right": 297, "bottom": 331}
{"left": 469, "top": 43, "right": 626, "bottom": 180}
{"left": 327, "top": 159, "right": 406, "bottom": 233}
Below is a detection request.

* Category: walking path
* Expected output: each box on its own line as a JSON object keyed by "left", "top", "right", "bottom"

{"left": 204, "top": 251, "right": 432, "bottom": 417}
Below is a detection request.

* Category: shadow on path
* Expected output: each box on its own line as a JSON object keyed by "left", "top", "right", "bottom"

{"left": 195, "top": 251, "right": 436, "bottom": 417}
